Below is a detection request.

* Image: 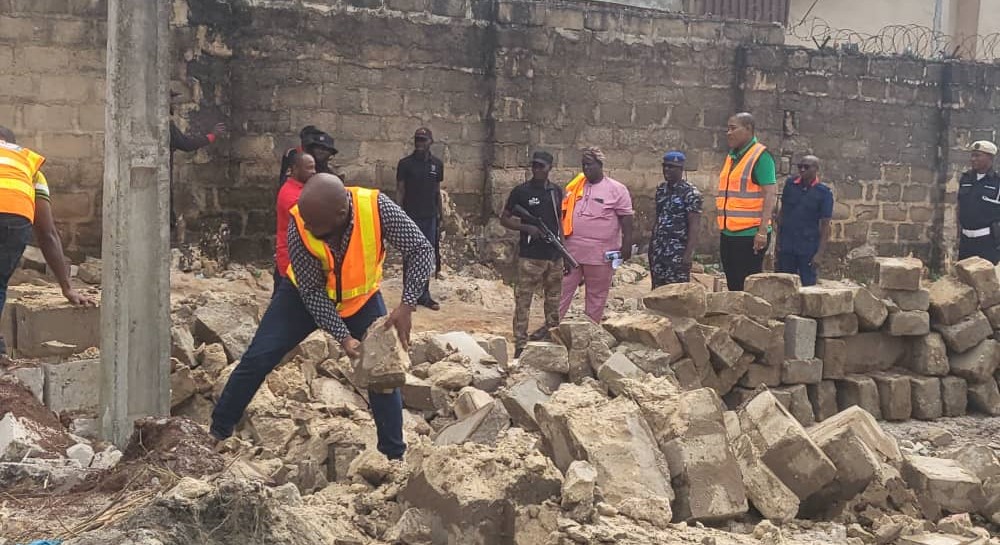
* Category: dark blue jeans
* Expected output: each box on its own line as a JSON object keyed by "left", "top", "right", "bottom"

{"left": 411, "top": 216, "right": 437, "bottom": 304}
{"left": 0, "top": 213, "right": 32, "bottom": 354}
{"left": 777, "top": 251, "right": 818, "bottom": 287}
{"left": 211, "top": 279, "right": 406, "bottom": 459}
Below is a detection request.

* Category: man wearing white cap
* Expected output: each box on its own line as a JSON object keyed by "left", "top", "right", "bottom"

{"left": 958, "top": 140, "right": 1000, "bottom": 264}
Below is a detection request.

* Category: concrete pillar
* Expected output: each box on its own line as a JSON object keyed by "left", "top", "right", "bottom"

{"left": 99, "top": 0, "right": 171, "bottom": 448}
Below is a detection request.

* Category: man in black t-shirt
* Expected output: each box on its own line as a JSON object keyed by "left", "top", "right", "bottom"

{"left": 501, "top": 151, "right": 565, "bottom": 357}
{"left": 396, "top": 127, "right": 445, "bottom": 310}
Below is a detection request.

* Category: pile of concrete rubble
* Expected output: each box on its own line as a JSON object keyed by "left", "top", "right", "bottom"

{"left": 8, "top": 257, "right": 1000, "bottom": 544}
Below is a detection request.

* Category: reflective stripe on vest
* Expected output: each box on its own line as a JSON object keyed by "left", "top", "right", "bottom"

{"left": 716, "top": 142, "right": 767, "bottom": 231}
{"left": 0, "top": 141, "right": 45, "bottom": 222}
{"left": 560, "top": 172, "right": 586, "bottom": 237}
{"left": 286, "top": 187, "right": 385, "bottom": 318}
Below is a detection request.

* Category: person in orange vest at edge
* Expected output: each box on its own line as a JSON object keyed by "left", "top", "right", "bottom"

{"left": 211, "top": 174, "right": 434, "bottom": 460}
{"left": 717, "top": 112, "right": 778, "bottom": 291}
{"left": 271, "top": 152, "right": 317, "bottom": 297}
{"left": 0, "top": 126, "right": 96, "bottom": 361}
{"left": 559, "top": 147, "right": 634, "bottom": 323}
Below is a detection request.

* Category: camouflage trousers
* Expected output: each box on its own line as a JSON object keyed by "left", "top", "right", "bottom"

{"left": 514, "top": 257, "right": 563, "bottom": 351}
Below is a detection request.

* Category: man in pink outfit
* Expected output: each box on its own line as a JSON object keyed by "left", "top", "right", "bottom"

{"left": 559, "top": 147, "right": 634, "bottom": 322}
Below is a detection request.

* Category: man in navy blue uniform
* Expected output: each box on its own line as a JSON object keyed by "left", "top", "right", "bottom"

{"left": 774, "top": 155, "right": 833, "bottom": 286}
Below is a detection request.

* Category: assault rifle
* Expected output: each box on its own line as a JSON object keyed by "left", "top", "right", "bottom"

{"left": 512, "top": 204, "right": 580, "bottom": 269}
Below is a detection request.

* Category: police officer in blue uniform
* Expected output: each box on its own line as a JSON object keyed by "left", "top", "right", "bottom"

{"left": 774, "top": 155, "right": 833, "bottom": 286}
{"left": 958, "top": 141, "right": 1000, "bottom": 264}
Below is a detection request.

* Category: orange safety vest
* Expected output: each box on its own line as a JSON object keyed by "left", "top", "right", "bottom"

{"left": 286, "top": 187, "right": 385, "bottom": 318}
{"left": 560, "top": 173, "right": 586, "bottom": 237}
{"left": 0, "top": 141, "right": 45, "bottom": 222}
{"left": 716, "top": 142, "right": 768, "bottom": 232}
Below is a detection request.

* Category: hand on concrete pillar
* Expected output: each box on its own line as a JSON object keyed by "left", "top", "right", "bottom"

{"left": 63, "top": 287, "right": 96, "bottom": 306}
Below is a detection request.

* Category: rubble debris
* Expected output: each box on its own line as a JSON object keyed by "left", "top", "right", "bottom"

{"left": 192, "top": 296, "right": 259, "bottom": 362}
{"left": 603, "top": 312, "right": 683, "bottom": 361}
{"left": 561, "top": 460, "right": 598, "bottom": 522}
{"left": 434, "top": 399, "right": 510, "bottom": 446}
{"left": 902, "top": 455, "right": 984, "bottom": 519}
{"left": 559, "top": 319, "right": 615, "bottom": 382}
{"left": 499, "top": 376, "right": 551, "bottom": 431}
{"left": 520, "top": 341, "right": 570, "bottom": 374}
{"left": 355, "top": 315, "right": 410, "bottom": 390}
{"left": 642, "top": 282, "right": 707, "bottom": 318}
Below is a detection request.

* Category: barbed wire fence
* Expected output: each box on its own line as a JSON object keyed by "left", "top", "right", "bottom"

{"left": 788, "top": 17, "right": 1000, "bottom": 62}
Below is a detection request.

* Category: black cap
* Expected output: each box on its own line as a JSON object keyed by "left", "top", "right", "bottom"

{"left": 302, "top": 129, "right": 338, "bottom": 155}
{"left": 414, "top": 127, "right": 433, "bottom": 140}
{"left": 531, "top": 151, "right": 553, "bottom": 167}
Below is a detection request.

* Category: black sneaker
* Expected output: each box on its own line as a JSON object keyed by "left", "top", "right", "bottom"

{"left": 514, "top": 347, "right": 524, "bottom": 359}
{"left": 528, "top": 326, "right": 552, "bottom": 342}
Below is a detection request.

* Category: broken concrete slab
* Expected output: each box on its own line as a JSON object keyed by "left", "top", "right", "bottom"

{"left": 596, "top": 352, "right": 646, "bottom": 396}
{"left": 871, "top": 372, "right": 912, "bottom": 421}
{"left": 705, "top": 291, "right": 773, "bottom": 322}
{"left": 816, "top": 313, "right": 859, "bottom": 338}
{"left": 192, "top": 299, "right": 258, "bottom": 362}
{"left": 476, "top": 334, "right": 509, "bottom": 369}
{"left": 42, "top": 358, "right": 99, "bottom": 413}
{"left": 886, "top": 310, "right": 931, "bottom": 336}
{"left": 934, "top": 311, "right": 993, "bottom": 353}
{"left": 948, "top": 339, "right": 1000, "bottom": 383}
{"left": 561, "top": 459, "right": 598, "bottom": 522}
{"left": 784, "top": 315, "right": 816, "bottom": 360}
{"left": 945, "top": 445, "right": 1000, "bottom": 483}
{"left": 603, "top": 313, "right": 683, "bottom": 362}
{"left": 799, "top": 287, "right": 854, "bottom": 318}
{"left": 941, "top": 376, "right": 968, "bottom": 417}
{"left": 967, "top": 379, "right": 1000, "bottom": 416}
{"left": 428, "top": 359, "right": 473, "bottom": 390}
{"left": 170, "top": 326, "right": 197, "bottom": 368}
{"left": 535, "top": 384, "right": 675, "bottom": 525}
{"left": 928, "top": 276, "right": 979, "bottom": 325}
{"left": 499, "top": 377, "right": 550, "bottom": 432}
{"left": 956, "top": 256, "right": 1000, "bottom": 309}
{"left": 355, "top": 315, "right": 410, "bottom": 390}
{"left": 852, "top": 286, "right": 889, "bottom": 331}
{"left": 643, "top": 282, "right": 707, "bottom": 318}
{"left": 400, "top": 374, "right": 449, "bottom": 413}
{"left": 5, "top": 366, "right": 43, "bottom": 403}
{"left": 908, "top": 333, "right": 950, "bottom": 376}
{"left": 807, "top": 380, "right": 839, "bottom": 422}
{"left": 170, "top": 364, "right": 197, "bottom": 409}
{"left": 434, "top": 400, "right": 510, "bottom": 446}
{"left": 909, "top": 375, "right": 943, "bottom": 421}
{"left": 781, "top": 358, "right": 823, "bottom": 385}
{"left": 455, "top": 387, "right": 494, "bottom": 420}
{"left": 877, "top": 257, "right": 923, "bottom": 291}
{"left": 745, "top": 273, "right": 802, "bottom": 318}
{"left": 902, "top": 455, "right": 984, "bottom": 519}
{"left": 433, "top": 331, "right": 493, "bottom": 365}
{"left": 836, "top": 375, "right": 882, "bottom": 420}
{"left": 311, "top": 377, "right": 366, "bottom": 410}
{"left": 519, "top": 342, "right": 569, "bottom": 374}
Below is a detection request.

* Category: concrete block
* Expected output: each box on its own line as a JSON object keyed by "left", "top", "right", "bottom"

{"left": 816, "top": 313, "right": 859, "bottom": 338}
{"left": 520, "top": 342, "right": 569, "bottom": 374}
{"left": 877, "top": 257, "right": 923, "bottom": 291}
{"left": 816, "top": 338, "right": 846, "bottom": 379}
{"left": 170, "top": 326, "right": 196, "bottom": 368}
{"left": 400, "top": 374, "right": 449, "bottom": 412}
{"left": 356, "top": 315, "right": 410, "bottom": 389}
{"left": 908, "top": 333, "right": 950, "bottom": 376}
{"left": 729, "top": 315, "right": 772, "bottom": 355}
{"left": 807, "top": 380, "right": 839, "bottom": 421}
{"left": 7, "top": 365, "right": 43, "bottom": 402}
{"left": 469, "top": 362, "right": 504, "bottom": 393}
{"left": 193, "top": 300, "right": 258, "bottom": 363}
{"left": 745, "top": 273, "right": 802, "bottom": 318}
{"left": 956, "top": 256, "right": 1000, "bottom": 308}
{"left": 886, "top": 310, "right": 930, "bottom": 336}
{"left": 984, "top": 304, "right": 1000, "bottom": 330}
{"left": 13, "top": 299, "right": 100, "bottom": 358}
{"left": 799, "top": 287, "right": 854, "bottom": 318}
{"left": 941, "top": 376, "right": 968, "bottom": 417}
{"left": 737, "top": 390, "right": 836, "bottom": 501}
{"left": 702, "top": 325, "right": 745, "bottom": 372}
{"left": 643, "top": 282, "right": 707, "bottom": 318}
{"left": 535, "top": 385, "right": 674, "bottom": 524}
{"left": 784, "top": 316, "right": 816, "bottom": 360}
{"left": 561, "top": 460, "right": 597, "bottom": 521}
{"left": 705, "top": 291, "right": 772, "bottom": 322}
{"left": 476, "top": 334, "right": 509, "bottom": 369}
{"left": 871, "top": 372, "right": 912, "bottom": 421}
{"left": 596, "top": 352, "right": 645, "bottom": 396}
{"left": 781, "top": 358, "right": 823, "bottom": 385}
{"left": 499, "top": 377, "right": 550, "bottom": 431}
{"left": 902, "top": 455, "right": 983, "bottom": 519}
{"left": 949, "top": 339, "right": 1000, "bottom": 383}
{"left": 884, "top": 287, "right": 930, "bottom": 311}
{"left": 852, "top": 286, "right": 888, "bottom": 331}
{"left": 671, "top": 358, "right": 702, "bottom": 389}
{"left": 842, "top": 332, "right": 907, "bottom": 373}
{"left": 731, "top": 433, "right": 799, "bottom": 522}
{"left": 762, "top": 322, "right": 785, "bottom": 367}
{"left": 42, "top": 358, "right": 99, "bottom": 413}
{"left": 628, "top": 381, "right": 748, "bottom": 522}
{"left": 836, "top": 375, "right": 882, "bottom": 420}
{"left": 775, "top": 384, "right": 815, "bottom": 427}
{"left": 934, "top": 311, "right": 992, "bottom": 353}
{"left": 455, "top": 387, "right": 494, "bottom": 420}
{"left": 928, "top": 277, "right": 979, "bottom": 325}
{"left": 559, "top": 320, "right": 614, "bottom": 382}
{"left": 434, "top": 400, "right": 510, "bottom": 447}
{"left": 968, "top": 379, "right": 1000, "bottom": 416}
{"left": 672, "top": 317, "right": 711, "bottom": 377}
{"left": 603, "top": 313, "right": 682, "bottom": 362}
{"left": 717, "top": 352, "right": 754, "bottom": 393}
{"left": 740, "top": 362, "right": 782, "bottom": 388}
{"left": 434, "top": 331, "right": 494, "bottom": 365}
{"left": 0, "top": 413, "right": 47, "bottom": 461}
{"left": 945, "top": 445, "right": 1000, "bottom": 483}
{"left": 909, "top": 375, "right": 943, "bottom": 420}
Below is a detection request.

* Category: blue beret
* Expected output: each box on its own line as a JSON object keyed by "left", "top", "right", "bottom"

{"left": 663, "top": 150, "right": 686, "bottom": 164}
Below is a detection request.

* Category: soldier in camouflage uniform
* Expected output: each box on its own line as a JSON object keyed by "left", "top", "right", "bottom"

{"left": 501, "top": 151, "right": 565, "bottom": 357}
{"left": 649, "top": 151, "right": 703, "bottom": 288}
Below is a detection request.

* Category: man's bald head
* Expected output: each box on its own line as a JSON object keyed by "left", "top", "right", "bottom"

{"left": 291, "top": 152, "right": 317, "bottom": 183}
{"left": 726, "top": 112, "right": 756, "bottom": 150}
{"left": 298, "top": 173, "right": 350, "bottom": 239}
{"left": 0, "top": 126, "right": 15, "bottom": 143}
{"left": 798, "top": 154, "right": 820, "bottom": 182}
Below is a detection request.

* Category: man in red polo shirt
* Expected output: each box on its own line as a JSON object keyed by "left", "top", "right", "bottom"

{"left": 273, "top": 153, "right": 317, "bottom": 293}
